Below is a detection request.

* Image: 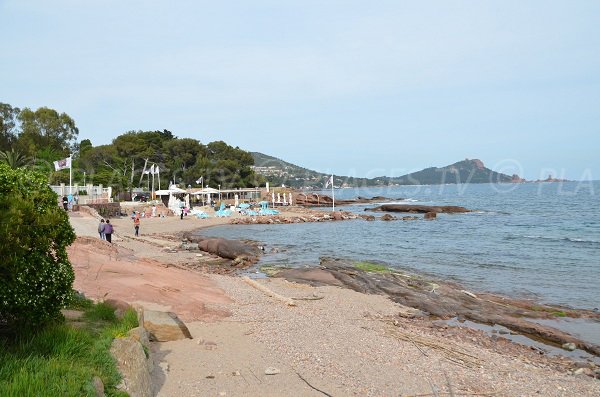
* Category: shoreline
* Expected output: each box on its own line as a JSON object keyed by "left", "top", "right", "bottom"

{"left": 67, "top": 210, "right": 600, "bottom": 394}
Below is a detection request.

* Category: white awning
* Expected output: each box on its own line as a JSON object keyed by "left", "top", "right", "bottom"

{"left": 191, "top": 187, "right": 220, "bottom": 195}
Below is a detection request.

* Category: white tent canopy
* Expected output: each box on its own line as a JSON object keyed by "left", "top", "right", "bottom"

{"left": 155, "top": 186, "right": 187, "bottom": 196}
{"left": 191, "top": 187, "right": 219, "bottom": 195}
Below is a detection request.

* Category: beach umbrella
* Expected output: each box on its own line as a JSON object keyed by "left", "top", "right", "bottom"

{"left": 283, "top": 194, "right": 287, "bottom": 205}
{"left": 272, "top": 192, "right": 275, "bottom": 207}
{"left": 289, "top": 192, "right": 293, "bottom": 206}
{"left": 277, "top": 193, "right": 281, "bottom": 203}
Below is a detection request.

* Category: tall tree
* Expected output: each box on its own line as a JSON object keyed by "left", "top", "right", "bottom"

{"left": 0, "top": 103, "right": 21, "bottom": 151}
{"left": 17, "top": 107, "right": 79, "bottom": 156}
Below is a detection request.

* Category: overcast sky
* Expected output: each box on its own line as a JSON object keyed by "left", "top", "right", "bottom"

{"left": 1, "top": 0, "right": 599, "bottom": 180}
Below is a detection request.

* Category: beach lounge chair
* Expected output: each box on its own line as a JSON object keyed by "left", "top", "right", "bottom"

{"left": 215, "top": 202, "right": 232, "bottom": 217}
{"left": 258, "top": 201, "right": 280, "bottom": 216}
{"left": 190, "top": 208, "right": 210, "bottom": 219}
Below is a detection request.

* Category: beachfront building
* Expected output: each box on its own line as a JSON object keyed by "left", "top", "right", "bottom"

{"left": 49, "top": 183, "right": 112, "bottom": 204}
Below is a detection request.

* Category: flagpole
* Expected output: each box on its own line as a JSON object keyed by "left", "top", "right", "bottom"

{"left": 331, "top": 174, "right": 335, "bottom": 212}
{"left": 69, "top": 154, "right": 72, "bottom": 195}
{"left": 157, "top": 167, "right": 161, "bottom": 190}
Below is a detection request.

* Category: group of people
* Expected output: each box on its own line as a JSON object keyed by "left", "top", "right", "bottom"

{"left": 97, "top": 219, "right": 114, "bottom": 242}
{"left": 97, "top": 212, "right": 141, "bottom": 243}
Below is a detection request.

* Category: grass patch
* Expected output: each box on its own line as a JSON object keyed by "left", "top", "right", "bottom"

{"left": 0, "top": 297, "right": 137, "bottom": 397}
{"left": 552, "top": 311, "right": 567, "bottom": 317}
{"left": 354, "top": 261, "right": 390, "bottom": 273}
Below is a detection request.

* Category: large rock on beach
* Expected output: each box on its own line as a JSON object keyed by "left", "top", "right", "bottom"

{"left": 183, "top": 234, "right": 260, "bottom": 263}
{"left": 143, "top": 310, "right": 192, "bottom": 342}
{"left": 369, "top": 204, "right": 471, "bottom": 213}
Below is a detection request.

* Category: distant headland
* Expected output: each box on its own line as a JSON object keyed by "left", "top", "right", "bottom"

{"left": 251, "top": 153, "right": 570, "bottom": 188}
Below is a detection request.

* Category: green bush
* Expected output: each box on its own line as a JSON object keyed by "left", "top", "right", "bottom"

{"left": 0, "top": 163, "right": 76, "bottom": 330}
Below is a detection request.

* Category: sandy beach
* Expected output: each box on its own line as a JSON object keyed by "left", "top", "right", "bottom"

{"left": 67, "top": 210, "right": 600, "bottom": 396}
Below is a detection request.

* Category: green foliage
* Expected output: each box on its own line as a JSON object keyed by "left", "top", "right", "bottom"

{"left": 0, "top": 164, "right": 76, "bottom": 330}
{"left": 0, "top": 300, "right": 138, "bottom": 396}
{"left": 81, "top": 131, "right": 260, "bottom": 191}
{"left": 0, "top": 103, "right": 21, "bottom": 151}
{"left": 354, "top": 261, "right": 390, "bottom": 273}
{"left": 84, "top": 303, "right": 118, "bottom": 323}
{"left": 17, "top": 107, "right": 79, "bottom": 156}
{"left": 0, "top": 149, "right": 31, "bottom": 169}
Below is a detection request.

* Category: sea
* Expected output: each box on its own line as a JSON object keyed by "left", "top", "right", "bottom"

{"left": 202, "top": 181, "right": 600, "bottom": 311}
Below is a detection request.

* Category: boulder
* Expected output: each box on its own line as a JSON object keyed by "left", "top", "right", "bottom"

{"left": 183, "top": 235, "right": 260, "bottom": 262}
{"left": 110, "top": 337, "right": 153, "bottom": 397}
{"left": 402, "top": 216, "right": 419, "bottom": 221}
{"left": 360, "top": 214, "right": 376, "bottom": 221}
{"left": 143, "top": 310, "right": 192, "bottom": 342}
{"left": 380, "top": 214, "right": 396, "bottom": 221}
{"left": 424, "top": 212, "right": 437, "bottom": 220}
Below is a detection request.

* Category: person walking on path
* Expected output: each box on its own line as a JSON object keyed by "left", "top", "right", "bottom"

{"left": 133, "top": 213, "right": 140, "bottom": 236}
{"left": 98, "top": 219, "right": 106, "bottom": 240}
{"left": 179, "top": 199, "right": 185, "bottom": 220}
{"left": 104, "top": 219, "right": 114, "bottom": 243}
{"left": 62, "top": 195, "right": 68, "bottom": 211}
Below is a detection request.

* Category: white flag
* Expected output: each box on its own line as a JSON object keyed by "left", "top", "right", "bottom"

{"left": 149, "top": 164, "right": 155, "bottom": 174}
{"left": 53, "top": 157, "right": 71, "bottom": 171}
{"left": 324, "top": 175, "right": 333, "bottom": 189}
{"left": 196, "top": 176, "right": 203, "bottom": 185}
{"left": 155, "top": 165, "right": 160, "bottom": 174}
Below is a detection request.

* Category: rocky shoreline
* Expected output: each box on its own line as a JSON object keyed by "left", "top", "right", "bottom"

{"left": 267, "top": 258, "right": 600, "bottom": 366}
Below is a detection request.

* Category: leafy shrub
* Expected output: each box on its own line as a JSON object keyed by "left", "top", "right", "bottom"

{"left": 0, "top": 163, "right": 76, "bottom": 330}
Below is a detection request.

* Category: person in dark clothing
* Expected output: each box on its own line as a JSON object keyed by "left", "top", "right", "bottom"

{"left": 62, "top": 196, "right": 68, "bottom": 211}
{"left": 104, "top": 219, "right": 114, "bottom": 243}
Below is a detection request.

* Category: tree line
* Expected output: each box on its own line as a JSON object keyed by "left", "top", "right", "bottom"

{"left": 0, "top": 102, "right": 264, "bottom": 193}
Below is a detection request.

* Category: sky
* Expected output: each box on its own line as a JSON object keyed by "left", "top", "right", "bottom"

{"left": 1, "top": 0, "right": 599, "bottom": 180}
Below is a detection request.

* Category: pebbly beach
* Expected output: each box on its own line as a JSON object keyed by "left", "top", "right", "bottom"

{"left": 67, "top": 196, "right": 600, "bottom": 397}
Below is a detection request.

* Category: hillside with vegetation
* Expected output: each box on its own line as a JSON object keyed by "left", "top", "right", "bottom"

{"left": 252, "top": 152, "right": 519, "bottom": 187}
{"left": 390, "top": 159, "right": 516, "bottom": 185}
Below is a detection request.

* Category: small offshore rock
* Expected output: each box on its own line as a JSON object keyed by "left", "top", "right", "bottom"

{"left": 264, "top": 367, "right": 281, "bottom": 375}
{"left": 562, "top": 342, "right": 577, "bottom": 351}
{"left": 424, "top": 212, "right": 437, "bottom": 220}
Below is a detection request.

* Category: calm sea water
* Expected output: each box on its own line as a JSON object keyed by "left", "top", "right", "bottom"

{"left": 202, "top": 181, "right": 600, "bottom": 310}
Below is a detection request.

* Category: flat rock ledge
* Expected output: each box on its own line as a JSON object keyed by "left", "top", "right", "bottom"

{"left": 274, "top": 257, "right": 600, "bottom": 357}
{"left": 369, "top": 204, "right": 471, "bottom": 213}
